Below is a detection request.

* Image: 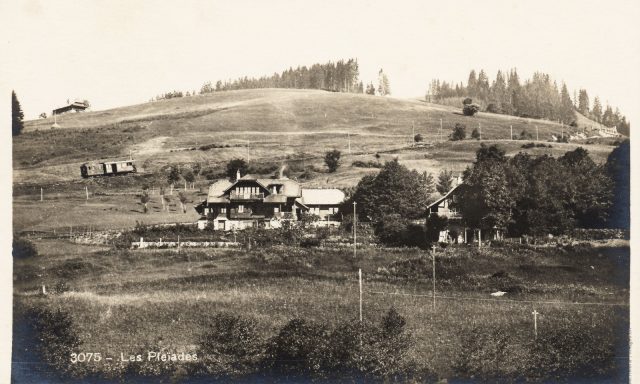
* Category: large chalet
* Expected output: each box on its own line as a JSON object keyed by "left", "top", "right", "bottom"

{"left": 195, "top": 170, "right": 345, "bottom": 230}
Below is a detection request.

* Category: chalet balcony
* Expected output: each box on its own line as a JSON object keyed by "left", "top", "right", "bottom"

{"left": 229, "top": 192, "right": 264, "bottom": 201}
{"left": 273, "top": 211, "right": 296, "bottom": 220}
{"left": 229, "top": 209, "right": 265, "bottom": 219}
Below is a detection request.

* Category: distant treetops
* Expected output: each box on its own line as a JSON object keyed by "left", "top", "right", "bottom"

{"left": 152, "top": 59, "right": 393, "bottom": 101}
{"left": 427, "top": 69, "right": 630, "bottom": 135}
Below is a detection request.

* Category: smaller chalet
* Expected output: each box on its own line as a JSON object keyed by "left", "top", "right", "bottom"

{"left": 428, "top": 179, "right": 504, "bottom": 243}
{"left": 52, "top": 101, "right": 88, "bottom": 115}
{"left": 428, "top": 182, "right": 469, "bottom": 243}
{"left": 195, "top": 171, "right": 345, "bottom": 230}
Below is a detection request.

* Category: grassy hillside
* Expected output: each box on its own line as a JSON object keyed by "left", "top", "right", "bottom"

{"left": 13, "top": 88, "right": 620, "bottom": 232}
{"left": 16, "top": 89, "right": 595, "bottom": 181}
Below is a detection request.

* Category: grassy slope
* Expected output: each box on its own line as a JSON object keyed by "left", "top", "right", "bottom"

{"left": 14, "top": 240, "right": 629, "bottom": 379}
{"left": 16, "top": 89, "right": 604, "bottom": 180}
{"left": 13, "top": 89, "right": 618, "bottom": 231}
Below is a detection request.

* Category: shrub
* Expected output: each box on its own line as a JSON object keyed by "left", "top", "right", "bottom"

{"left": 262, "top": 318, "right": 328, "bottom": 378}
{"left": 471, "top": 128, "right": 480, "bottom": 139}
{"left": 199, "top": 313, "right": 263, "bottom": 376}
{"left": 324, "top": 149, "right": 341, "bottom": 173}
{"left": 520, "top": 130, "right": 533, "bottom": 140}
{"left": 485, "top": 103, "right": 501, "bottom": 113}
{"left": 462, "top": 97, "right": 473, "bottom": 105}
{"left": 414, "top": 133, "right": 423, "bottom": 143}
{"left": 451, "top": 123, "right": 466, "bottom": 141}
{"left": 351, "top": 160, "right": 383, "bottom": 168}
{"left": 13, "top": 237, "right": 38, "bottom": 259}
{"left": 374, "top": 214, "right": 409, "bottom": 247}
{"left": 31, "top": 307, "right": 82, "bottom": 375}
{"left": 374, "top": 215, "right": 427, "bottom": 248}
{"left": 463, "top": 103, "right": 480, "bottom": 116}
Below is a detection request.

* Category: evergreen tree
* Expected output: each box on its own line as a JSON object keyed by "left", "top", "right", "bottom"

{"left": 592, "top": 97, "right": 603, "bottom": 123}
{"left": 602, "top": 105, "right": 615, "bottom": 127}
{"left": 377, "top": 69, "right": 391, "bottom": 96}
{"left": 436, "top": 170, "right": 454, "bottom": 195}
{"left": 491, "top": 70, "right": 507, "bottom": 105}
{"left": 12, "top": 90, "right": 24, "bottom": 136}
{"left": 476, "top": 70, "right": 490, "bottom": 101}
{"left": 467, "top": 70, "right": 478, "bottom": 98}
{"left": 559, "top": 83, "right": 575, "bottom": 124}
{"left": 578, "top": 89, "right": 590, "bottom": 115}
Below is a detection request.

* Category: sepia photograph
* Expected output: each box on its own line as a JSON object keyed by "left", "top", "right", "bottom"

{"left": 4, "top": 0, "right": 637, "bottom": 382}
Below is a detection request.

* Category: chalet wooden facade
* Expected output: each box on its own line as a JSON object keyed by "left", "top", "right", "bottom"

{"left": 52, "top": 101, "right": 88, "bottom": 115}
{"left": 428, "top": 181, "right": 503, "bottom": 243}
{"left": 428, "top": 183, "right": 469, "bottom": 243}
{"left": 195, "top": 171, "right": 345, "bottom": 230}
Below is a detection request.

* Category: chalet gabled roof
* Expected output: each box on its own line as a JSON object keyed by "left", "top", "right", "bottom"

{"left": 207, "top": 179, "right": 233, "bottom": 204}
{"left": 300, "top": 188, "right": 345, "bottom": 205}
{"left": 427, "top": 183, "right": 464, "bottom": 209}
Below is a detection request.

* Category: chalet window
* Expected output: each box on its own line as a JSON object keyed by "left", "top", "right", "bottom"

{"left": 274, "top": 207, "right": 280, "bottom": 213}
{"left": 204, "top": 208, "right": 209, "bottom": 214}
{"left": 238, "top": 205, "right": 244, "bottom": 213}
{"left": 220, "top": 207, "right": 227, "bottom": 213}
{"left": 126, "top": 162, "right": 132, "bottom": 166}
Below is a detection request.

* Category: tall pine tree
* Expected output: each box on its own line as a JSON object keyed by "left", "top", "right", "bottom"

{"left": 12, "top": 90, "right": 24, "bottom": 136}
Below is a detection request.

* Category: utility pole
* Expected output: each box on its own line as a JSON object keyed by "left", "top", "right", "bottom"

{"left": 431, "top": 244, "right": 436, "bottom": 313}
{"left": 536, "top": 125, "right": 539, "bottom": 141}
{"left": 359, "top": 269, "right": 363, "bottom": 322}
{"left": 348, "top": 132, "right": 351, "bottom": 154}
{"left": 353, "top": 202, "right": 357, "bottom": 258}
{"left": 440, "top": 118, "right": 443, "bottom": 142}
{"left": 532, "top": 310, "right": 539, "bottom": 339}
{"left": 40, "top": 187, "right": 43, "bottom": 202}
{"left": 510, "top": 125, "right": 513, "bottom": 140}
{"left": 479, "top": 123, "right": 482, "bottom": 140}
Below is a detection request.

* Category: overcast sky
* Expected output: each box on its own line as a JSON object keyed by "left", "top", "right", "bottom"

{"left": 3, "top": 0, "right": 640, "bottom": 125}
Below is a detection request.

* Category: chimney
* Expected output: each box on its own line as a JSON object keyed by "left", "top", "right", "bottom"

{"left": 236, "top": 169, "right": 241, "bottom": 181}
{"left": 278, "top": 164, "right": 287, "bottom": 179}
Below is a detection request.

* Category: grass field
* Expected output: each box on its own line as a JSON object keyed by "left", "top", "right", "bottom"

{"left": 15, "top": 89, "right": 617, "bottom": 185}
{"left": 13, "top": 238, "right": 629, "bottom": 381}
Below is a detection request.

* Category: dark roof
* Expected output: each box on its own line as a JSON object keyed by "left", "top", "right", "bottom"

{"left": 53, "top": 102, "right": 88, "bottom": 114}
{"left": 427, "top": 183, "right": 465, "bottom": 209}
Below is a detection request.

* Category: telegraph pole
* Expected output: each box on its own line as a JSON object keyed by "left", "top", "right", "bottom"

{"left": 440, "top": 118, "right": 443, "bottom": 142}
{"left": 348, "top": 132, "right": 351, "bottom": 154}
{"left": 510, "top": 125, "right": 513, "bottom": 140}
{"left": 536, "top": 125, "right": 539, "bottom": 141}
{"left": 479, "top": 123, "right": 482, "bottom": 140}
{"left": 431, "top": 244, "right": 436, "bottom": 313}
{"left": 532, "top": 310, "right": 539, "bottom": 339}
{"left": 358, "top": 269, "right": 363, "bottom": 322}
{"left": 353, "top": 202, "right": 357, "bottom": 258}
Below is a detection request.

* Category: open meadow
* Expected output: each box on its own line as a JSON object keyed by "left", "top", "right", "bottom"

{"left": 13, "top": 236, "right": 629, "bottom": 382}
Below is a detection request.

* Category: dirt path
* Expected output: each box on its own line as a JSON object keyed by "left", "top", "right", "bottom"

{"left": 131, "top": 135, "right": 170, "bottom": 156}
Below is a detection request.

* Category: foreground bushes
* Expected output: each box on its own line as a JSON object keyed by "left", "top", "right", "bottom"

{"left": 197, "top": 308, "right": 419, "bottom": 381}
{"left": 454, "top": 319, "right": 620, "bottom": 382}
